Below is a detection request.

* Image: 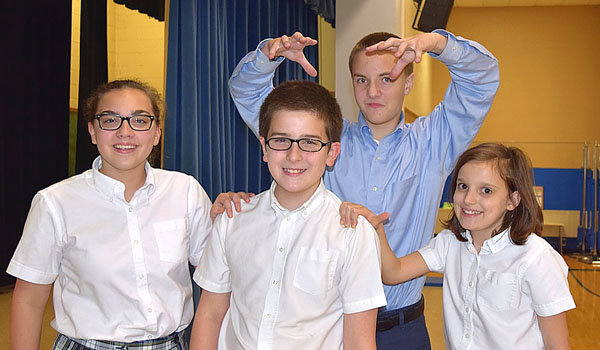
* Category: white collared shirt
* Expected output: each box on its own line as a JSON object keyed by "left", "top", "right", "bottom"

{"left": 419, "top": 228, "right": 575, "bottom": 349}
{"left": 7, "top": 156, "right": 213, "bottom": 342}
{"left": 194, "top": 181, "right": 386, "bottom": 350}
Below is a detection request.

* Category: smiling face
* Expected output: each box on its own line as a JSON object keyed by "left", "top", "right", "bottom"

{"left": 260, "top": 109, "right": 340, "bottom": 210}
{"left": 88, "top": 87, "right": 161, "bottom": 182}
{"left": 453, "top": 160, "right": 519, "bottom": 242}
{"left": 352, "top": 50, "right": 414, "bottom": 140}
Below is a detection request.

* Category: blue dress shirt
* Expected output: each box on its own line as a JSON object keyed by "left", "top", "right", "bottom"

{"left": 229, "top": 30, "right": 499, "bottom": 310}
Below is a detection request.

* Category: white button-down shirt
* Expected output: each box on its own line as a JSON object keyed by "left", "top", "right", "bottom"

{"left": 195, "top": 181, "right": 386, "bottom": 350}
{"left": 7, "top": 157, "right": 212, "bottom": 342}
{"left": 419, "top": 229, "right": 575, "bottom": 349}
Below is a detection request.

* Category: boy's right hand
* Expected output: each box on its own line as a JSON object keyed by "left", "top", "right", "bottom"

{"left": 260, "top": 31, "right": 318, "bottom": 77}
{"left": 211, "top": 192, "right": 255, "bottom": 222}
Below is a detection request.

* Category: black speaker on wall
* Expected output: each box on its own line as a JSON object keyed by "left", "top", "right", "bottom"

{"left": 412, "top": 0, "right": 454, "bottom": 32}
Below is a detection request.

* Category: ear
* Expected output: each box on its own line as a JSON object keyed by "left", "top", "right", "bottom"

{"left": 259, "top": 136, "right": 268, "bottom": 163}
{"left": 326, "top": 142, "right": 341, "bottom": 167}
{"left": 404, "top": 72, "right": 415, "bottom": 95}
{"left": 153, "top": 125, "right": 162, "bottom": 146}
{"left": 88, "top": 122, "right": 97, "bottom": 145}
{"left": 507, "top": 191, "right": 521, "bottom": 211}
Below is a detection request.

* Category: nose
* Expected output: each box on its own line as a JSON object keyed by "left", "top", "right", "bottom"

{"left": 367, "top": 81, "right": 380, "bottom": 98}
{"left": 286, "top": 142, "right": 303, "bottom": 161}
{"left": 116, "top": 119, "right": 135, "bottom": 137}
{"left": 463, "top": 189, "right": 477, "bottom": 205}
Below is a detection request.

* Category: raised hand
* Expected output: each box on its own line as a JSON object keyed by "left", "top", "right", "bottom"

{"left": 261, "top": 31, "right": 318, "bottom": 77}
{"left": 365, "top": 32, "right": 447, "bottom": 80}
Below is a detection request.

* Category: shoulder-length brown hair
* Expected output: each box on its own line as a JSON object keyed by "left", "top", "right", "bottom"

{"left": 444, "top": 143, "right": 543, "bottom": 245}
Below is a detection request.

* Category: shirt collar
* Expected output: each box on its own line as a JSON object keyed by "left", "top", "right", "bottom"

{"left": 465, "top": 227, "right": 512, "bottom": 255}
{"left": 358, "top": 111, "right": 405, "bottom": 141}
{"left": 91, "top": 156, "right": 156, "bottom": 203}
{"left": 269, "top": 179, "right": 326, "bottom": 218}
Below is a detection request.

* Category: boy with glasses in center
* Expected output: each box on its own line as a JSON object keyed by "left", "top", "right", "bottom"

{"left": 190, "top": 81, "right": 386, "bottom": 350}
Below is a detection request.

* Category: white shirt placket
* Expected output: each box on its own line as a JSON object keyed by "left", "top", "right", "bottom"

{"left": 257, "top": 213, "right": 296, "bottom": 349}
{"left": 126, "top": 204, "right": 158, "bottom": 332}
{"left": 459, "top": 244, "right": 479, "bottom": 350}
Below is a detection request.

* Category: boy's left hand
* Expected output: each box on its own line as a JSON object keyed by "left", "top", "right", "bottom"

{"left": 340, "top": 201, "right": 390, "bottom": 230}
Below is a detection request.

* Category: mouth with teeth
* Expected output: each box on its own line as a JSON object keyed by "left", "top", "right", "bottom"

{"left": 283, "top": 168, "right": 305, "bottom": 176}
{"left": 114, "top": 144, "right": 137, "bottom": 151}
{"left": 461, "top": 208, "right": 482, "bottom": 215}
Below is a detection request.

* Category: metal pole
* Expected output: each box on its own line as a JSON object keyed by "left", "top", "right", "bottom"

{"left": 580, "top": 143, "right": 588, "bottom": 253}
{"left": 593, "top": 141, "right": 598, "bottom": 256}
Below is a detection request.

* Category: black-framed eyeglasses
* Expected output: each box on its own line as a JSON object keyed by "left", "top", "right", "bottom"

{"left": 95, "top": 113, "right": 155, "bottom": 131}
{"left": 266, "top": 137, "right": 331, "bottom": 152}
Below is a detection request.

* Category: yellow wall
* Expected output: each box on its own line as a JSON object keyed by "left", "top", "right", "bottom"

{"left": 318, "top": 16, "right": 336, "bottom": 93}
{"left": 70, "top": 0, "right": 81, "bottom": 110}
{"left": 70, "top": 0, "right": 166, "bottom": 110}
{"left": 107, "top": 1, "right": 165, "bottom": 95}
{"left": 432, "top": 6, "right": 600, "bottom": 169}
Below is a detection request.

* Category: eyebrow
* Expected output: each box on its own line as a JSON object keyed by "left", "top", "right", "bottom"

{"left": 98, "top": 109, "right": 152, "bottom": 115}
{"left": 352, "top": 72, "right": 392, "bottom": 79}
{"left": 269, "top": 132, "right": 325, "bottom": 140}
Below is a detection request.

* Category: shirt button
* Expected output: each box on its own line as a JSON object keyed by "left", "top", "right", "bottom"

{"left": 286, "top": 217, "right": 291, "bottom": 221}
{"left": 302, "top": 211, "right": 308, "bottom": 217}
{"left": 266, "top": 313, "right": 272, "bottom": 318}
{"left": 468, "top": 281, "right": 473, "bottom": 287}
{"left": 372, "top": 186, "right": 377, "bottom": 192}
{"left": 134, "top": 240, "right": 139, "bottom": 245}
{"left": 128, "top": 207, "right": 133, "bottom": 212}
{"left": 139, "top": 274, "right": 145, "bottom": 280}
{"left": 376, "top": 156, "right": 381, "bottom": 161}
{"left": 465, "top": 333, "right": 470, "bottom": 339}
{"left": 279, "top": 247, "right": 284, "bottom": 253}
{"left": 272, "top": 280, "right": 278, "bottom": 285}
{"left": 465, "top": 306, "right": 470, "bottom": 313}
{"left": 147, "top": 308, "right": 153, "bottom": 313}
{"left": 147, "top": 335, "right": 153, "bottom": 339}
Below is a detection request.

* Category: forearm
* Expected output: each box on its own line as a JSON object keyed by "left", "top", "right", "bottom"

{"left": 229, "top": 42, "right": 281, "bottom": 137}
{"left": 189, "top": 291, "right": 230, "bottom": 350}
{"left": 376, "top": 229, "right": 403, "bottom": 284}
{"left": 10, "top": 279, "right": 52, "bottom": 349}
{"left": 538, "top": 312, "right": 570, "bottom": 350}
{"left": 343, "top": 309, "right": 377, "bottom": 350}
{"left": 427, "top": 31, "right": 500, "bottom": 170}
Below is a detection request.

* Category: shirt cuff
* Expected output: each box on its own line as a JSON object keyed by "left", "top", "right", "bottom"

{"left": 252, "top": 38, "right": 285, "bottom": 72}
{"left": 193, "top": 271, "right": 232, "bottom": 293}
{"left": 418, "top": 248, "right": 443, "bottom": 273}
{"left": 6, "top": 260, "right": 57, "bottom": 284}
{"left": 343, "top": 294, "right": 387, "bottom": 314}
{"left": 534, "top": 296, "right": 576, "bottom": 317}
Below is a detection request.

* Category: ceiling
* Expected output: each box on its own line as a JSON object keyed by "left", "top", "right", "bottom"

{"left": 453, "top": 0, "right": 600, "bottom": 6}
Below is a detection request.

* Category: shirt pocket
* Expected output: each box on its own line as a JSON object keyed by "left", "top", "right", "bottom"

{"left": 152, "top": 218, "right": 189, "bottom": 263}
{"left": 293, "top": 247, "right": 339, "bottom": 295}
{"left": 477, "top": 270, "right": 518, "bottom": 311}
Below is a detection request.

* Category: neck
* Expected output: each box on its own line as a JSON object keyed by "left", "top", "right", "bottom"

{"left": 365, "top": 117, "right": 401, "bottom": 141}
{"left": 274, "top": 183, "right": 319, "bottom": 211}
{"left": 470, "top": 230, "right": 493, "bottom": 254}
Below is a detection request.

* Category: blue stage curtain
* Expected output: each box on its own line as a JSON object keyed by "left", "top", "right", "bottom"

{"left": 164, "top": 0, "right": 318, "bottom": 200}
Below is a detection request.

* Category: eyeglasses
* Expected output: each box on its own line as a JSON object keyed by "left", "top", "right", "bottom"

{"left": 95, "top": 113, "right": 155, "bottom": 131}
{"left": 265, "top": 137, "right": 331, "bottom": 152}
